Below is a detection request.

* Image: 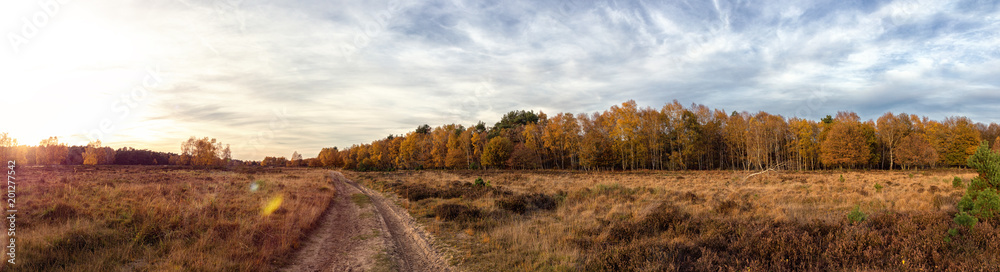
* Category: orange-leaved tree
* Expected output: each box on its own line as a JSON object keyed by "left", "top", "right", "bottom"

{"left": 894, "top": 133, "right": 938, "bottom": 169}
{"left": 820, "top": 112, "right": 870, "bottom": 169}
{"left": 938, "top": 117, "right": 981, "bottom": 167}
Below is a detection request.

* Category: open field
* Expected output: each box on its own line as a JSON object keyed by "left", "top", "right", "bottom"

{"left": 346, "top": 168, "right": 1000, "bottom": 271}
{"left": 6, "top": 166, "right": 335, "bottom": 271}
{"left": 10, "top": 165, "right": 1000, "bottom": 271}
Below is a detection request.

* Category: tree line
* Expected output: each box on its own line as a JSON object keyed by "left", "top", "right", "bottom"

{"left": 2, "top": 100, "right": 997, "bottom": 171}
{"left": 0, "top": 134, "right": 238, "bottom": 167}
{"left": 313, "top": 100, "right": 1000, "bottom": 171}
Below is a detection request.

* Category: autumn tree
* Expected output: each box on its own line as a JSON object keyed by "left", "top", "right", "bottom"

{"left": 975, "top": 122, "right": 1000, "bottom": 150}
{"left": 543, "top": 112, "right": 581, "bottom": 169}
{"left": 333, "top": 100, "right": 996, "bottom": 172}
{"left": 789, "top": 118, "right": 820, "bottom": 170}
{"left": 861, "top": 120, "right": 881, "bottom": 167}
{"left": 317, "top": 147, "right": 343, "bottom": 167}
{"left": 578, "top": 112, "right": 615, "bottom": 170}
{"left": 937, "top": 117, "right": 982, "bottom": 167}
{"left": 397, "top": 132, "right": 426, "bottom": 169}
{"left": 725, "top": 112, "right": 750, "bottom": 170}
{"left": 820, "top": 112, "right": 871, "bottom": 169}
{"left": 430, "top": 126, "right": 453, "bottom": 168}
{"left": 458, "top": 127, "right": 477, "bottom": 168}
{"left": 37, "top": 137, "right": 68, "bottom": 165}
{"left": 692, "top": 105, "right": 727, "bottom": 170}
{"left": 481, "top": 136, "right": 513, "bottom": 169}
{"left": 661, "top": 101, "right": 688, "bottom": 170}
{"left": 876, "top": 112, "right": 913, "bottom": 169}
{"left": 262, "top": 156, "right": 288, "bottom": 167}
{"left": 0, "top": 133, "right": 16, "bottom": 163}
{"left": 608, "top": 100, "right": 641, "bottom": 170}
{"left": 508, "top": 143, "right": 541, "bottom": 169}
{"left": 895, "top": 133, "right": 938, "bottom": 169}
{"left": 745, "top": 112, "right": 787, "bottom": 170}
{"left": 369, "top": 138, "right": 388, "bottom": 170}
{"left": 306, "top": 158, "right": 322, "bottom": 167}
{"left": 182, "top": 137, "right": 230, "bottom": 167}
{"left": 83, "top": 140, "right": 115, "bottom": 165}
{"left": 470, "top": 125, "right": 488, "bottom": 169}
{"left": 994, "top": 137, "right": 1000, "bottom": 154}
{"left": 520, "top": 122, "right": 545, "bottom": 168}
{"left": 341, "top": 144, "right": 361, "bottom": 169}
{"left": 446, "top": 126, "right": 470, "bottom": 169}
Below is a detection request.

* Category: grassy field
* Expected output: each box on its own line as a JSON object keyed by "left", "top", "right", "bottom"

{"left": 6, "top": 166, "right": 335, "bottom": 271}
{"left": 10, "top": 166, "right": 999, "bottom": 271}
{"left": 346, "top": 168, "right": 1000, "bottom": 271}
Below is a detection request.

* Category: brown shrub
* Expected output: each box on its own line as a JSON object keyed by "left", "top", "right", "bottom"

{"left": 495, "top": 193, "right": 557, "bottom": 214}
{"left": 433, "top": 203, "right": 482, "bottom": 222}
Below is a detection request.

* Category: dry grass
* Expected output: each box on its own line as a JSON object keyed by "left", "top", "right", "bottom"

{"left": 346, "top": 168, "right": 998, "bottom": 271}
{"left": 5, "top": 165, "right": 335, "bottom": 271}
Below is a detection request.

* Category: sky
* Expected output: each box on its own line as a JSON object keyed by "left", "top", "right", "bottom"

{"left": 2, "top": 0, "right": 999, "bottom": 160}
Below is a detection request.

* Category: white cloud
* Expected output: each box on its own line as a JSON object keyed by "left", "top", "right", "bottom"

{"left": 2, "top": 0, "right": 1000, "bottom": 159}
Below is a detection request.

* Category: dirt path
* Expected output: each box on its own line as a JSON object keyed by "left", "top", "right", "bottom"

{"left": 283, "top": 171, "right": 452, "bottom": 272}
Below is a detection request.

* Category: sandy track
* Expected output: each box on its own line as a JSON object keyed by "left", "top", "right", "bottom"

{"left": 283, "top": 171, "right": 451, "bottom": 272}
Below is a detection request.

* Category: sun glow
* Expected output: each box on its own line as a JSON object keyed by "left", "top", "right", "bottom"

{"left": 1, "top": 3, "right": 156, "bottom": 147}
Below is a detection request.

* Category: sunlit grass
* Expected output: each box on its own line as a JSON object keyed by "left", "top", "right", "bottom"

{"left": 346, "top": 168, "right": 994, "bottom": 271}
{"left": 6, "top": 166, "right": 334, "bottom": 271}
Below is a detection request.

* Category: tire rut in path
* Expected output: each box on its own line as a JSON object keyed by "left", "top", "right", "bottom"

{"left": 282, "top": 171, "right": 452, "bottom": 271}
{"left": 338, "top": 172, "right": 453, "bottom": 271}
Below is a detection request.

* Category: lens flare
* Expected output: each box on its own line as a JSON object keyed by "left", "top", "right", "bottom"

{"left": 262, "top": 195, "right": 283, "bottom": 216}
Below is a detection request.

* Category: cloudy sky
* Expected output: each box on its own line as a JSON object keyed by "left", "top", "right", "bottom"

{"left": 2, "top": 0, "right": 999, "bottom": 160}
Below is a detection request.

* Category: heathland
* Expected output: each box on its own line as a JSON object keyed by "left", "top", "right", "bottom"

{"left": 6, "top": 166, "right": 335, "bottom": 271}
{"left": 10, "top": 163, "right": 1000, "bottom": 271}
{"left": 347, "top": 168, "right": 998, "bottom": 271}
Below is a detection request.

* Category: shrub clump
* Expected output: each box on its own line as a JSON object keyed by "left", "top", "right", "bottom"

{"left": 392, "top": 179, "right": 504, "bottom": 201}
{"left": 957, "top": 141, "right": 1000, "bottom": 225}
{"left": 847, "top": 205, "right": 867, "bottom": 224}
{"left": 474, "top": 177, "right": 490, "bottom": 187}
{"left": 496, "top": 193, "right": 558, "bottom": 214}
{"left": 433, "top": 203, "right": 482, "bottom": 222}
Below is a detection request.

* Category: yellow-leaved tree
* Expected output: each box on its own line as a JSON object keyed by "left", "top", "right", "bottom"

{"left": 83, "top": 140, "right": 115, "bottom": 165}
{"left": 481, "top": 136, "right": 512, "bottom": 169}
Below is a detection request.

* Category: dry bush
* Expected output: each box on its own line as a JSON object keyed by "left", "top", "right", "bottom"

{"left": 433, "top": 203, "right": 482, "bottom": 222}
